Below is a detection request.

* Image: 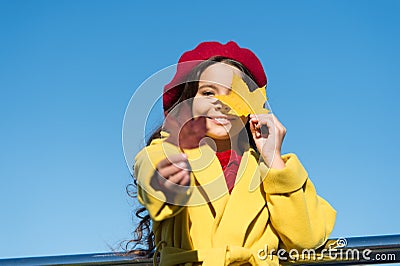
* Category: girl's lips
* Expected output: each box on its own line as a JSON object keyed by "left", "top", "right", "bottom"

{"left": 207, "top": 116, "right": 234, "bottom": 125}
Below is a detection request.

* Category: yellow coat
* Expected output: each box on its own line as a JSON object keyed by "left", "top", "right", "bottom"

{"left": 134, "top": 135, "right": 336, "bottom": 265}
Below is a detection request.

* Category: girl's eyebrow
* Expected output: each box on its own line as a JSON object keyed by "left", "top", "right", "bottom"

{"left": 198, "top": 83, "right": 232, "bottom": 91}
{"left": 198, "top": 83, "right": 219, "bottom": 90}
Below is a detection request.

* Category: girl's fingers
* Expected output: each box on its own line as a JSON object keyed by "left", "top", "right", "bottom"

{"left": 250, "top": 114, "right": 274, "bottom": 138}
{"left": 162, "top": 169, "right": 190, "bottom": 188}
{"left": 179, "top": 173, "right": 190, "bottom": 186}
{"left": 249, "top": 118, "right": 260, "bottom": 137}
{"left": 272, "top": 114, "right": 287, "bottom": 134}
{"left": 168, "top": 170, "right": 189, "bottom": 185}
{"left": 156, "top": 153, "right": 188, "bottom": 169}
{"left": 156, "top": 153, "right": 191, "bottom": 187}
{"left": 158, "top": 163, "right": 187, "bottom": 178}
{"left": 269, "top": 114, "right": 286, "bottom": 139}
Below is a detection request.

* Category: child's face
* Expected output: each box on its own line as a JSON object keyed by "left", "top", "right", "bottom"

{"left": 192, "top": 62, "right": 248, "bottom": 140}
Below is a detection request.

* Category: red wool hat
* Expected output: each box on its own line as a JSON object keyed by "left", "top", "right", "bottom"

{"left": 163, "top": 41, "right": 267, "bottom": 112}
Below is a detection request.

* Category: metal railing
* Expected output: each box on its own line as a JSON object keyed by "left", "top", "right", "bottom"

{"left": 282, "top": 234, "right": 400, "bottom": 265}
{"left": 1, "top": 235, "right": 399, "bottom": 265}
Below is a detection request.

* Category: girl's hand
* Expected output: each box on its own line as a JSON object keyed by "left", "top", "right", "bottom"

{"left": 153, "top": 153, "right": 190, "bottom": 198}
{"left": 164, "top": 100, "right": 207, "bottom": 150}
{"left": 249, "top": 113, "right": 286, "bottom": 169}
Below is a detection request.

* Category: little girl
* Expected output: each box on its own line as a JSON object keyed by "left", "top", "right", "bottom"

{"left": 132, "top": 41, "right": 336, "bottom": 265}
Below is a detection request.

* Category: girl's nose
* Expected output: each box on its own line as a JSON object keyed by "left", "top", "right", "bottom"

{"left": 215, "top": 101, "right": 231, "bottom": 113}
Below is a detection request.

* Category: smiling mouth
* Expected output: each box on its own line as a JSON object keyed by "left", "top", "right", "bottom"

{"left": 207, "top": 116, "right": 234, "bottom": 125}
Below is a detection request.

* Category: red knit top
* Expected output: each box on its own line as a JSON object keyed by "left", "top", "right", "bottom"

{"left": 215, "top": 149, "right": 242, "bottom": 194}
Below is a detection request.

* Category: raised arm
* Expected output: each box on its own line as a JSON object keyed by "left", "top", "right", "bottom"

{"left": 261, "top": 154, "right": 336, "bottom": 250}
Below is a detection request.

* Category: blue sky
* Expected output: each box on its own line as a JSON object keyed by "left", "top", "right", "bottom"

{"left": 0, "top": 0, "right": 399, "bottom": 259}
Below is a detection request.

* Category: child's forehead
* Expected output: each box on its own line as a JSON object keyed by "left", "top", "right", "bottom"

{"left": 198, "top": 62, "right": 243, "bottom": 88}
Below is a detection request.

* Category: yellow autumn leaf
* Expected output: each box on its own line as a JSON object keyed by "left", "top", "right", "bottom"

{"left": 215, "top": 74, "right": 269, "bottom": 116}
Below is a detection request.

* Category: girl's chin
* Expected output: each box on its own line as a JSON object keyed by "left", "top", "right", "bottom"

{"left": 205, "top": 131, "right": 231, "bottom": 140}
{"left": 205, "top": 119, "right": 245, "bottom": 140}
{"left": 206, "top": 130, "right": 245, "bottom": 140}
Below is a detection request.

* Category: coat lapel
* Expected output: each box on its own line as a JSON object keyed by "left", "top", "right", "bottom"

{"left": 184, "top": 144, "right": 229, "bottom": 220}
{"left": 212, "top": 149, "right": 267, "bottom": 247}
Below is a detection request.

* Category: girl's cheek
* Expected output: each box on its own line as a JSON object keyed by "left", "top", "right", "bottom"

{"left": 192, "top": 97, "right": 212, "bottom": 116}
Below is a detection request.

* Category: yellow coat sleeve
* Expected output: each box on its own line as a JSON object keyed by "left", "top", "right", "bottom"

{"left": 134, "top": 141, "right": 194, "bottom": 222}
{"left": 260, "top": 153, "right": 336, "bottom": 251}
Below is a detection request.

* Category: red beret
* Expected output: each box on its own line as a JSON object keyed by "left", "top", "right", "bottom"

{"left": 163, "top": 41, "right": 267, "bottom": 112}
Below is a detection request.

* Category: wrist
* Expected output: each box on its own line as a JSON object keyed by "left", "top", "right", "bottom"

{"left": 270, "top": 155, "right": 286, "bottom": 169}
{"left": 262, "top": 152, "right": 285, "bottom": 169}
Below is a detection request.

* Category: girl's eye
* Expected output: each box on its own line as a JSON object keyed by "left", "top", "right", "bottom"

{"left": 202, "top": 91, "right": 215, "bottom": 96}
